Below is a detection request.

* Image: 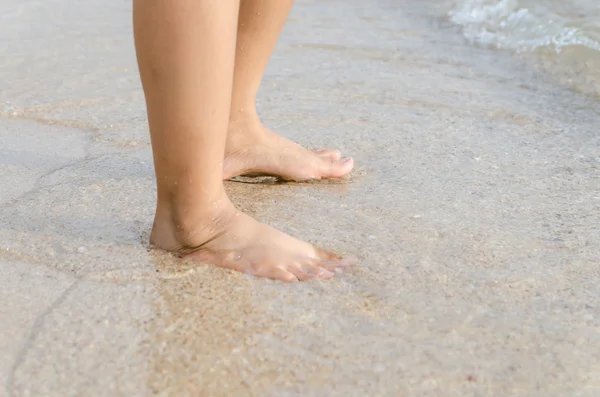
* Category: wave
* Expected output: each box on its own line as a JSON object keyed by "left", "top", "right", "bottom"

{"left": 442, "top": 0, "right": 600, "bottom": 98}
{"left": 447, "top": 0, "right": 600, "bottom": 53}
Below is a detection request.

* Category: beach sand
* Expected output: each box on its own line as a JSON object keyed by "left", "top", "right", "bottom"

{"left": 1, "top": 0, "right": 599, "bottom": 396}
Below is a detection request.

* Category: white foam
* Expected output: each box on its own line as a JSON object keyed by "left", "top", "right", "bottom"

{"left": 448, "top": 0, "right": 600, "bottom": 53}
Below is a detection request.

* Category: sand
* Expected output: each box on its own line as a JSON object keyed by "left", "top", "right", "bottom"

{"left": 1, "top": 0, "right": 599, "bottom": 396}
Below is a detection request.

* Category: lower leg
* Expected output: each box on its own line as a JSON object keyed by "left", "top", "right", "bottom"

{"left": 134, "top": 0, "right": 237, "bottom": 245}
{"left": 229, "top": 0, "right": 294, "bottom": 118}
{"left": 134, "top": 0, "right": 345, "bottom": 281}
{"left": 223, "top": 0, "right": 354, "bottom": 181}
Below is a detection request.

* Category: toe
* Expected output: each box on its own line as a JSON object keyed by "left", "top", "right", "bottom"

{"left": 313, "top": 149, "right": 342, "bottom": 160}
{"left": 315, "top": 248, "right": 343, "bottom": 263}
{"left": 315, "top": 248, "right": 356, "bottom": 272}
{"left": 270, "top": 266, "right": 299, "bottom": 282}
{"left": 318, "top": 156, "right": 354, "bottom": 179}
{"left": 288, "top": 263, "right": 318, "bottom": 281}
{"left": 312, "top": 265, "right": 335, "bottom": 279}
{"left": 290, "top": 261, "right": 335, "bottom": 280}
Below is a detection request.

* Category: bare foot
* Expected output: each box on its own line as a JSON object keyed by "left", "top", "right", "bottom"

{"left": 150, "top": 197, "right": 352, "bottom": 281}
{"left": 223, "top": 117, "right": 354, "bottom": 181}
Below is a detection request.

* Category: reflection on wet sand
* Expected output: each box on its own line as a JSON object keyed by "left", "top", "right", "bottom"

{"left": 146, "top": 250, "right": 381, "bottom": 396}
{"left": 147, "top": 260, "right": 279, "bottom": 395}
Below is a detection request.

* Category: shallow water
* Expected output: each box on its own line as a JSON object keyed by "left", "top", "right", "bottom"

{"left": 426, "top": 0, "right": 600, "bottom": 98}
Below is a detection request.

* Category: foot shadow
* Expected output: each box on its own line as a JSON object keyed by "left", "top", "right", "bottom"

{"left": 227, "top": 166, "right": 368, "bottom": 186}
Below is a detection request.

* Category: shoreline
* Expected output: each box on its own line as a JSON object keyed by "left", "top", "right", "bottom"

{"left": 421, "top": 0, "right": 600, "bottom": 101}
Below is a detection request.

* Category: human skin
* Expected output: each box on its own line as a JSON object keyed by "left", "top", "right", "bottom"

{"left": 223, "top": 0, "right": 354, "bottom": 181}
{"left": 133, "top": 0, "right": 352, "bottom": 281}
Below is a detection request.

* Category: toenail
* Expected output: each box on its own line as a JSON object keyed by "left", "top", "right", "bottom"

{"left": 341, "top": 157, "right": 352, "bottom": 163}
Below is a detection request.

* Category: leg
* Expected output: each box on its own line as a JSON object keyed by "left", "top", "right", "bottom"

{"left": 134, "top": 0, "right": 348, "bottom": 281}
{"left": 222, "top": 0, "right": 354, "bottom": 181}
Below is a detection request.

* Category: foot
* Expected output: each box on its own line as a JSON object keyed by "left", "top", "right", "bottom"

{"left": 150, "top": 197, "right": 353, "bottom": 281}
{"left": 223, "top": 117, "right": 354, "bottom": 181}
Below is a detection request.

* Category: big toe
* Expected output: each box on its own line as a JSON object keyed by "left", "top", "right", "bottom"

{"left": 315, "top": 247, "right": 356, "bottom": 273}
{"left": 316, "top": 156, "right": 354, "bottom": 179}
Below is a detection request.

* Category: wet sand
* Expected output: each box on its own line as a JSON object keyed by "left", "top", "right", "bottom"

{"left": 1, "top": 0, "right": 599, "bottom": 396}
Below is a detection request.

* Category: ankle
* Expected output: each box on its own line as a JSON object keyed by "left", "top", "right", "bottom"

{"left": 150, "top": 193, "right": 235, "bottom": 252}
{"left": 229, "top": 103, "right": 259, "bottom": 124}
{"left": 226, "top": 115, "right": 268, "bottom": 150}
